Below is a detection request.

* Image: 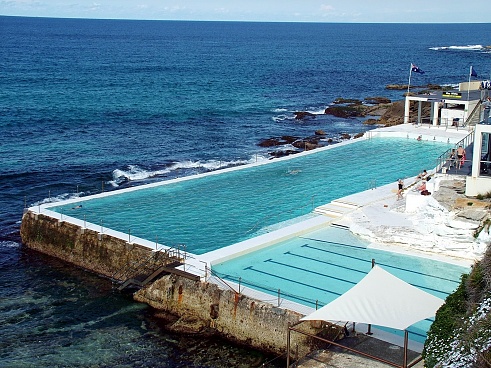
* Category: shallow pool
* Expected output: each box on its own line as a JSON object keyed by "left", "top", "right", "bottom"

{"left": 49, "top": 137, "right": 451, "bottom": 254}
{"left": 212, "top": 226, "right": 468, "bottom": 343}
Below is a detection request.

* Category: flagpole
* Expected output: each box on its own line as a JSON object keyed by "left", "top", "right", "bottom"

{"left": 467, "top": 66, "right": 472, "bottom": 101}
{"left": 407, "top": 64, "right": 413, "bottom": 96}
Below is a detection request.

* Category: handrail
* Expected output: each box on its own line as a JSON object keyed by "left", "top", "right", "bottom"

{"left": 435, "top": 131, "right": 474, "bottom": 173}
{"left": 207, "top": 267, "right": 239, "bottom": 294}
{"left": 463, "top": 98, "right": 483, "bottom": 127}
{"left": 111, "top": 244, "right": 185, "bottom": 284}
{"left": 212, "top": 270, "right": 328, "bottom": 309}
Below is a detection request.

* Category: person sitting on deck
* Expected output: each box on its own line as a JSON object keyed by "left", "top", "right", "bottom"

{"left": 416, "top": 180, "right": 427, "bottom": 192}
{"left": 416, "top": 180, "right": 431, "bottom": 195}
{"left": 417, "top": 169, "right": 428, "bottom": 180}
{"left": 449, "top": 149, "right": 456, "bottom": 168}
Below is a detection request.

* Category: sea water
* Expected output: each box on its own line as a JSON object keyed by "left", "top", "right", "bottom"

{"left": 1, "top": 17, "right": 490, "bottom": 367}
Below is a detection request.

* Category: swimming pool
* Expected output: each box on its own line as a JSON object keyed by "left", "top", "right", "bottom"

{"left": 49, "top": 137, "right": 451, "bottom": 254}
{"left": 212, "top": 225, "right": 469, "bottom": 343}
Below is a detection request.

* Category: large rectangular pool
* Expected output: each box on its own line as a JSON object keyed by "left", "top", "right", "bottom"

{"left": 212, "top": 225, "right": 469, "bottom": 343}
{"left": 48, "top": 137, "right": 451, "bottom": 254}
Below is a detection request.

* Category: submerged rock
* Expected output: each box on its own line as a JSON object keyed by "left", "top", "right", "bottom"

{"left": 294, "top": 111, "right": 316, "bottom": 120}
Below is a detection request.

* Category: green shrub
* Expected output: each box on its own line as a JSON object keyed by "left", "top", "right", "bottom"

{"left": 423, "top": 274, "right": 468, "bottom": 367}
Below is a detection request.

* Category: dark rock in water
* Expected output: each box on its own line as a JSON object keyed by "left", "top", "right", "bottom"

{"left": 354, "top": 132, "right": 365, "bottom": 139}
{"left": 364, "top": 118, "right": 381, "bottom": 125}
{"left": 333, "top": 97, "right": 362, "bottom": 105}
{"left": 268, "top": 150, "right": 299, "bottom": 158}
{"left": 258, "top": 138, "right": 281, "bottom": 147}
{"left": 340, "top": 133, "right": 351, "bottom": 140}
{"left": 280, "top": 135, "right": 298, "bottom": 144}
{"left": 292, "top": 140, "right": 319, "bottom": 150}
{"left": 294, "top": 111, "right": 316, "bottom": 120}
{"left": 258, "top": 136, "right": 299, "bottom": 147}
{"left": 385, "top": 84, "right": 409, "bottom": 90}
{"left": 324, "top": 105, "right": 365, "bottom": 118}
{"left": 315, "top": 129, "right": 326, "bottom": 136}
{"left": 364, "top": 96, "right": 391, "bottom": 104}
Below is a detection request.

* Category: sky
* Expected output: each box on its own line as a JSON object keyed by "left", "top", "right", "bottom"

{"left": 0, "top": 0, "right": 489, "bottom": 23}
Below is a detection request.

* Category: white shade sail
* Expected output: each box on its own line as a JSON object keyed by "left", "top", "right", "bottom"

{"left": 301, "top": 265, "right": 445, "bottom": 330}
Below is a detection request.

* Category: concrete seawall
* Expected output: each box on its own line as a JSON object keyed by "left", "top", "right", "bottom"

{"left": 20, "top": 211, "right": 155, "bottom": 279}
{"left": 20, "top": 209, "right": 324, "bottom": 358}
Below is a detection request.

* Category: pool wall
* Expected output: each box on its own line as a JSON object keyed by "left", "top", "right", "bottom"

{"left": 20, "top": 210, "right": 325, "bottom": 357}
{"left": 133, "top": 274, "right": 324, "bottom": 356}
{"left": 20, "top": 211, "right": 160, "bottom": 280}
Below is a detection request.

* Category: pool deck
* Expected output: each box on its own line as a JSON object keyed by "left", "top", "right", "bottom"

{"left": 187, "top": 123, "right": 473, "bottom": 274}
{"left": 180, "top": 123, "right": 476, "bottom": 358}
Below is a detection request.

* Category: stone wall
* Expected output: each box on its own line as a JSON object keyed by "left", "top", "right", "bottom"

{"left": 134, "top": 274, "right": 322, "bottom": 357}
{"left": 20, "top": 210, "right": 327, "bottom": 358}
{"left": 20, "top": 210, "right": 154, "bottom": 280}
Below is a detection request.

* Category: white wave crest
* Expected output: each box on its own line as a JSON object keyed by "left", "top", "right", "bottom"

{"left": 430, "top": 44, "right": 484, "bottom": 51}
{"left": 272, "top": 114, "right": 290, "bottom": 122}
{"left": 111, "top": 164, "right": 170, "bottom": 186}
{"left": 306, "top": 107, "right": 328, "bottom": 115}
{"left": 31, "top": 192, "right": 82, "bottom": 207}
{"left": 0, "top": 241, "right": 20, "bottom": 248}
{"left": 110, "top": 155, "right": 270, "bottom": 186}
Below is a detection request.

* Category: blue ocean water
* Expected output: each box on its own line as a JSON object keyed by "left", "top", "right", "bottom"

{"left": 1, "top": 16, "right": 490, "bottom": 367}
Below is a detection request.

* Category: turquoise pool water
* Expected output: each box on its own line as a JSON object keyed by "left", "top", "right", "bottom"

{"left": 49, "top": 137, "right": 451, "bottom": 254}
{"left": 212, "top": 226, "right": 469, "bottom": 343}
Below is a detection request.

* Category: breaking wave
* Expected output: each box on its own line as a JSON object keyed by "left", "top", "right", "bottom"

{"left": 109, "top": 155, "right": 270, "bottom": 187}
{"left": 429, "top": 44, "right": 490, "bottom": 52}
{"left": 272, "top": 106, "right": 328, "bottom": 122}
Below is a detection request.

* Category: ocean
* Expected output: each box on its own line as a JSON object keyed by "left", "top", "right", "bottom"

{"left": 1, "top": 16, "right": 490, "bottom": 367}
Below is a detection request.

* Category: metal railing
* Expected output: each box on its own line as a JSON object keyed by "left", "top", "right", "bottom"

{"left": 211, "top": 270, "right": 329, "bottom": 310}
{"left": 435, "top": 131, "right": 474, "bottom": 173}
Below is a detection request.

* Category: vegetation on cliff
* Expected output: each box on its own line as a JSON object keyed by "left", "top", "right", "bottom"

{"left": 423, "top": 245, "right": 491, "bottom": 367}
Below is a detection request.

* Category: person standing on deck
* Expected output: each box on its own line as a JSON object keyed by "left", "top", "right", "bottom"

{"left": 397, "top": 179, "right": 404, "bottom": 200}
{"left": 457, "top": 146, "right": 466, "bottom": 169}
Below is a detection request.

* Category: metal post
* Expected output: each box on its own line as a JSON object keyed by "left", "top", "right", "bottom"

{"left": 286, "top": 323, "right": 291, "bottom": 367}
{"left": 316, "top": 300, "right": 318, "bottom": 310}
{"left": 278, "top": 289, "right": 281, "bottom": 307}
{"left": 367, "top": 258, "right": 376, "bottom": 335}
{"left": 403, "top": 330, "right": 409, "bottom": 368}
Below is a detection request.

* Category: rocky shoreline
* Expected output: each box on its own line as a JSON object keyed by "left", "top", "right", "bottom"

{"left": 259, "top": 87, "right": 434, "bottom": 158}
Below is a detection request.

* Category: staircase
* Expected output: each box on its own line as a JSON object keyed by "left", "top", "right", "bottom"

{"left": 112, "top": 247, "right": 198, "bottom": 292}
{"left": 314, "top": 200, "right": 361, "bottom": 218}
{"left": 464, "top": 99, "right": 483, "bottom": 127}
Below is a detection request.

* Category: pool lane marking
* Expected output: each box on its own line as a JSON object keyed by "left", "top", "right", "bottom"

{"left": 300, "top": 237, "right": 367, "bottom": 249}
{"left": 302, "top": 244, "right": 461, "bottom": 284}
{"left": 243, "top": 266, "right": 343, "bottom": 297}
{"left": 265, "top": 257, "right": 446, "bottom": 298}
{"left": 264, "top": 258, "right": 358, "bottom": 285}
{"left": 284, "top": 251, "right": 366, "bottom": 275}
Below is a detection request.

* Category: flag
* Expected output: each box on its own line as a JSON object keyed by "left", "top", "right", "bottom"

{"left": 470, "top": 66, "right": 478, "bottom": 78}
{"left": 411, "top": 63, "right": 425, "bottom": 74}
